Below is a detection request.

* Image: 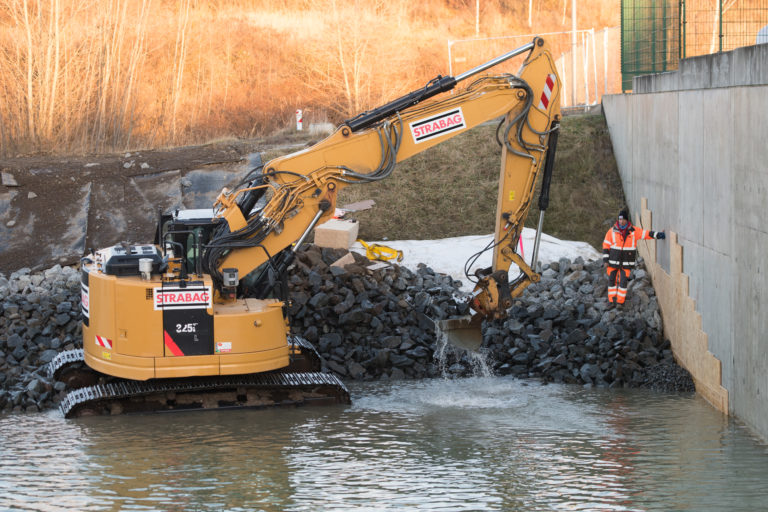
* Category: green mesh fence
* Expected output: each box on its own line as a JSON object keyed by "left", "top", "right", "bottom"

{"left": 621, "top": 0, "right": 768, "bottom": 91}
{"left": 621, "top": 0, "right": 681, "bottom": 91}
{"left": 683, "top": 0, "right": 768, "bottom": 57}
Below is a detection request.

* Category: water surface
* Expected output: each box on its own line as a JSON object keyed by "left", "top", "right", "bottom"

{"left": 1, "top": 377, "right": 766, "bottom": 511}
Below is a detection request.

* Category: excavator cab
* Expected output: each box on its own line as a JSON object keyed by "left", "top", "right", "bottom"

{"left": 155, "top": 210, "right": 219, "bottom": 276}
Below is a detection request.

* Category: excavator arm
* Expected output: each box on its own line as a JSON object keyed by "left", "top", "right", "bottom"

{"left": 203, "top": 37, "right": 561, "bottom": 346}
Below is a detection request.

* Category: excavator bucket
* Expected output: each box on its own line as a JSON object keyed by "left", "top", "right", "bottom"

{"left": 435, "top": 314, "right": 484, "bottom": 352}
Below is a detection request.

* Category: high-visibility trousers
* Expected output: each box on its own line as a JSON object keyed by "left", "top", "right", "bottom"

{"left": 607, "top": 267, "right": 631, "bottom": 304}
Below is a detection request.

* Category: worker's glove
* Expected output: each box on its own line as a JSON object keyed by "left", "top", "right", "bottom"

{"left": 655, "top": 231, "right": 666, "bottom": 240}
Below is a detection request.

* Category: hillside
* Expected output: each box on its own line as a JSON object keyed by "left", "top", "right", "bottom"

{"left": 0, "top": 112, "right": 623, "bottom": 273}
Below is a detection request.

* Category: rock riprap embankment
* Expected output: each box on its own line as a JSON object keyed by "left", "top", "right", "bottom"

{"left": 0, "top": 265, "right": 81, "bottom": 413}
{"left": 288, "top": 246, "right": 693, "bottom": 392}
{"left": 0, "top": 245, "right": 693, "bottom": 414}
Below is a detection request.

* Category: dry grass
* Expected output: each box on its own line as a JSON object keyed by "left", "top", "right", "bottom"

{"left": 337, "top": 114, "right": 625, "bottom": 250}
{"left": 0, "top": 0, "right": 620, "bottom": 157}
{"left": 534, "top": 113, "right": 627, "bottom": 248}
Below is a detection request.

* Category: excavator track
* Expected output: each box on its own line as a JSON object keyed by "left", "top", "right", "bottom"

{"left": 48, "top": 349, "right": 100, "bottom": 388}
{"left": 47, "top": 338, "right": 350, "bottom": 418}
{"left": 287, "top": 335, "right": 323, "bottom": 372}
{"left": 58, "top": 371, "right": 349, "bottom": 418}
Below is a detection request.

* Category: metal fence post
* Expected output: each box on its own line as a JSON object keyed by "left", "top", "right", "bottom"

{"left": 591, "top": 28, "right": 598, "bottom": 103}
{"left": 603, "top": 28, "right": 608, "bottom": 96}
{"left": 680, "top": 0, "right": 686, "bottom": 59}
{"left": 652, "top": 0, "right": 657, "bottom": 74}
{"left": 719, "top": 0, "right": 724, "bottom": 52}
{"left": 583, "top": 31, "right": 589, "bottom": 107}
{"left": 571, "top": 0, "right": 577, "bottom": 106}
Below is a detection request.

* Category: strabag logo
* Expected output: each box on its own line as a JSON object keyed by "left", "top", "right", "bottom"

{"left": 154, "top": 286, "right": 212, "bottom": 310}
{"left": 409, "top": 107, "right": 466, "bottom": 144}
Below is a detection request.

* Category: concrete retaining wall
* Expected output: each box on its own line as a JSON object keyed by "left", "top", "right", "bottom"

{"left": 603, "top": 44, "right": 768, "bottom": 441}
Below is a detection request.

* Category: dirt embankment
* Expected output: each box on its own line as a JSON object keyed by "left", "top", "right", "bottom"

{"left": 0, "top": 136, "right": 314, "bottom": 274}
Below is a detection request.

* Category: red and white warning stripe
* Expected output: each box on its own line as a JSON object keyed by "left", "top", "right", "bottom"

{"left": 538, "top": 74, "right": 556, "bottom": 110}
{"left": 95, "top": 335, "right": 113, "bottom": 349}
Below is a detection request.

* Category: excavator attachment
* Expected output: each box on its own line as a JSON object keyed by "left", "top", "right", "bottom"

{"left": 434, "top": 268, "right": 524, "bottom": 352}
{"left": 435, "top": 314, "right": 484, "bottom": 352}
{"left": 434, "top": 270, "right": 514, "bottom": 351}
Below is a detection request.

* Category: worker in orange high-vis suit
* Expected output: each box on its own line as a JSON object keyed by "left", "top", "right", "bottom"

{"left": 602, "top": 209, "right": 666, "bottom": 306}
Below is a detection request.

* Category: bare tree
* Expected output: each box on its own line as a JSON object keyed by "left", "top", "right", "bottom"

{"left": 170, "top": 0, "right": 190, "bottom": 140}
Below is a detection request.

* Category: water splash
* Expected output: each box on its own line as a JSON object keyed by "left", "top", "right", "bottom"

{"left": 467, "top": 348, "right": 494, "bottom": 377}
{"left": 434, "top": 327, "right": 495, "bottom": 378}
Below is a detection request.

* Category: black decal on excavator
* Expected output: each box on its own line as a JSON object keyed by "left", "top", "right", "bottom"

{"left": 163, "top": 308, "right": 214, "bottom": 356}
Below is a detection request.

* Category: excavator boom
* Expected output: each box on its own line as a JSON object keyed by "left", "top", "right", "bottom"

{"left": 207, "top": 39, "right": 560, "bottom": 311}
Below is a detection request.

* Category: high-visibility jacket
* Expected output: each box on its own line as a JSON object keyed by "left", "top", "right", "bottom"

{"left": 602, "top": 223, "right": 660, "bottom": 268}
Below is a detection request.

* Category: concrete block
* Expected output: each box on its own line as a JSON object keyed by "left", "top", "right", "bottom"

{"left": 314, "top": 219, "right": 359, "bottom": 249}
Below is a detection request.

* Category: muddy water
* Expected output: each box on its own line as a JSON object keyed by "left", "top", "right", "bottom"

{"left": 1, "top": 377, "right": 767, "bottom": 511}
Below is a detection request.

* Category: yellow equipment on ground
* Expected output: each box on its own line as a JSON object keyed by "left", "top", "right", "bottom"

{"left": 50, "top": 38, "right": 562, "bottom": 417}
{"left": 357, "top": 239, "right": 404, "bottom": 262}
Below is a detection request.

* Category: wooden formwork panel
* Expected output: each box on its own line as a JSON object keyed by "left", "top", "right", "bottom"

{"left": 635, "top": 198, "right": 729, "bottom": 414}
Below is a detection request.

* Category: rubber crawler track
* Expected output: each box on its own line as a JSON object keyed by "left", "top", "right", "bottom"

{"left": 47, "top": 337, "right": 350, "bottom": 418}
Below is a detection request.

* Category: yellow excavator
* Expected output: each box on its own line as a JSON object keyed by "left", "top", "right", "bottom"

{"left": 49, "top": 38, "right": 561, "bottom": 417}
